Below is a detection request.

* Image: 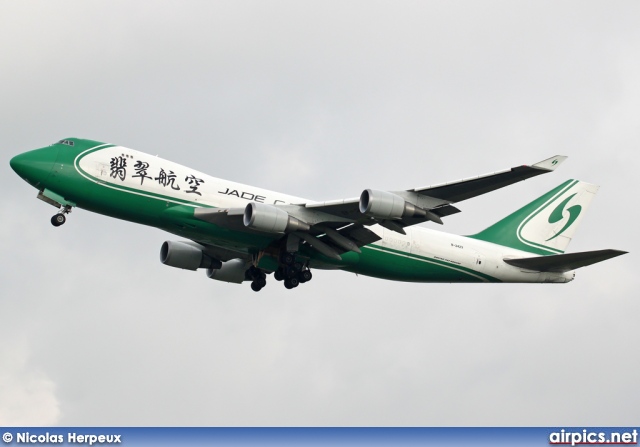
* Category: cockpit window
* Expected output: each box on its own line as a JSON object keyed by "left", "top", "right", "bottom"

{"left": 57, "top": 139, "right": 74, "bottom": 146}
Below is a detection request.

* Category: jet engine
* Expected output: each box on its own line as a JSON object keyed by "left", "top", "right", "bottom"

{"left": 243, "top": 202, "right": 310, "bottom": 233}
{"left": 359, "top": 189, "right": 427, "bottom": 219}
{"left": 206, "top": 259, "right": 250, "bottom": 283}
{"left": 160, "top": 241, "right": 220, "bottom": 271}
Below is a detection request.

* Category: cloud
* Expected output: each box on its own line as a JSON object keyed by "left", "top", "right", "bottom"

{"left": 0, "top": 339, "right": 61, "bottom": 426}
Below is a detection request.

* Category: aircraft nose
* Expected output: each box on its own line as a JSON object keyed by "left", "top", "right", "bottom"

{"left": 9, "top": 152, "right": 31, "bottom": 177}
{"left": 10, "top": 146, "right": 60, "bottom": 186}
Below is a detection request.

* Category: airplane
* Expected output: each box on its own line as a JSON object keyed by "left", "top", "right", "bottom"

{"left": 9, "top": 138, "right": 627, "bottom": 292}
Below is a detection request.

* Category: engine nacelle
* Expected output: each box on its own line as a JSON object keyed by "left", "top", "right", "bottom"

{"left": 359, "top": 189, "right": 427, "bottom": 219}
{"left": 243, "top": 202, "right": 310, "bottom": 233}
{"left": 160, "top": 241, "right": 219, "bottom": 271}
{"left": 206, "top": 259, "right": 250, "bottom": 283}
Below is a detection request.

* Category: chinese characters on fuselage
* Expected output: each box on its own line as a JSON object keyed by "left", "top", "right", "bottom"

{"left": 155, "top": 168, "right": 180, "bottom": 190}
{"left": 109, "top": 156, "right": 127, "bottom": 181}
{"left": 109, "top": 157, "right": 204, "bottom": 195}
{"left": 132, "top": 161, "right": 152, "bottom": 185}
{"left": 107, "top": 156, "right": 286, "bottom": 204}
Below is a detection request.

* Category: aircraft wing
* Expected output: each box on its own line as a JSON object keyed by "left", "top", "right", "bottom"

{"left": 194, "top": 206, "right": 382, "bottom": 255}
{"left": 408, "top": 155, "right": 567, "bottom": 202}
{"left": 302, "top": 155, "right": 567, "bottom": 233}
{"left": 193, "top": 155, "right": 566, "bottom": 259}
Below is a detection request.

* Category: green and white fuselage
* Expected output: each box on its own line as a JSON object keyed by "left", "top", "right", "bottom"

{"left": 10, "top": 138, "right": 626, "bottom": 290}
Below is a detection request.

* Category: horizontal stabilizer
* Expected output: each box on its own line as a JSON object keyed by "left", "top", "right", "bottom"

{"left": 504, "top": 249, "right": 627, "bottom": 273}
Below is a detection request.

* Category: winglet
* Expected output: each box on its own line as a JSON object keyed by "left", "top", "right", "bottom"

{"left": 532, "top": 155, "right": 568, "bottom": 171}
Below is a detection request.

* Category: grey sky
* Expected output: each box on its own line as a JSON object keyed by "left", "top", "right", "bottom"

{"left": 0, "top": 1, "right": 638, "bottom": 426}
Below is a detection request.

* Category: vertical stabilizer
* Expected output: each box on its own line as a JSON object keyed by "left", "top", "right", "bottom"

{"left": 469, "top": 180, "right": 599, "bottom": 255}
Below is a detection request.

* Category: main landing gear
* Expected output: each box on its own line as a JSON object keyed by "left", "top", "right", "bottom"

{"left": 51, "top": 205, "right": 72, "bottom": 227}
{"left": 248, "top": 266, "right": 267, "bottom": 292}
{"left": 273, "top": 252, "right": 313, "bottom": 290}
{"left": 247, "top": 252, "right": 314, "bottom": 292}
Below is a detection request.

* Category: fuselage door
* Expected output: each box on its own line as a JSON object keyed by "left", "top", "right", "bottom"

{"left": 472, "top": 250, "right": 485, "bottom": 273}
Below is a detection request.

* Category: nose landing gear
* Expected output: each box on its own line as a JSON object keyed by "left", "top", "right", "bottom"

{"left": 51, "top": 205, "right": 72, "bottom": 227}
{"left": 51, "top": 214, "right": 66, "bottom": 226}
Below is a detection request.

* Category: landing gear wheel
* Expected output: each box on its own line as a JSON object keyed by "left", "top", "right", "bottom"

{"left": 274, "top": 269, "right": 284, "bottom": 281}
{"left": 250, "top": 275, "right": 267, "bottom": 292}
{"left": 299, "top": 270, "right": 312, "bottom": 283}
{"left": 284, "top": 277, "right": 300, "bottom": 289}
{"left": 281, "top": 252, "right": 295, "bottom": 266}
{"left": 51, "top": 214, "right": 66, "bottom": 227}
{"left": 51, "top": 205, "right": 72, "bottom": 227}
{"left": 248, "top": 265, "right": 262, "bottom": 280}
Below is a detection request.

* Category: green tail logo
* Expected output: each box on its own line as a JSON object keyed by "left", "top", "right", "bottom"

{"left": 546, "top": 193, "right": 582, "bottom": 241}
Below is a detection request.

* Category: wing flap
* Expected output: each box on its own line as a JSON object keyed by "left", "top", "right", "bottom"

{"left": 340, "top": 224, "right": 381, "bottom": 246}
{"left": 194, "top": 207, "right": 245, "bottom": 230}
{"left": 503, "top": 249, "right": 627, "bottom": 273}
{"left": 320, "top": 224, "right": 381, "bottom": 253}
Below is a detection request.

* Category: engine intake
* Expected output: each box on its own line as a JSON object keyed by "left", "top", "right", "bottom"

{"left": 160, "top": 241, "right": 220, "bottom": 271}
{"left": 243, "top": 202, "right": 310, "bottom": 233}
{"left": 359, "top": 189, "right": 427, "bottom": 220}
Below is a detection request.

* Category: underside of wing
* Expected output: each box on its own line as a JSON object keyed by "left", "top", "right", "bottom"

{"left": 193, "top": 206, "right": 381, "bottom": 261}
{"left": 303, "top": 198, "right": 461, "bottom": 230}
